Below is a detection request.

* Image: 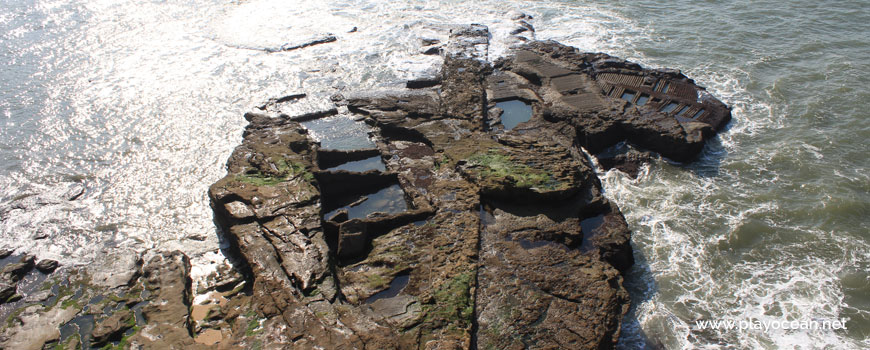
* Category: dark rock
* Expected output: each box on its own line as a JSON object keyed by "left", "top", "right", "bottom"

{"left": 582, "top": 202, "right": 635, "bottom": 273}
{"left": 500, "top": 41, "right": 731, "bottom": 162}
{"left": 0, "top": 249, "right": 12, "bottom": 259}
{"left": 261, "top": 35, "right": 337, "bottom": 53}
{"left": 3, "top": 293, "right": 22, "bottom": 303}
{"left": 509, "top": 21, "right": 535, "bottom": 35}
{"left": 316, "top": 171, "right": 397, "bottom": 201}
{"left": 441, "top": 56, "right": 489, "bottom": 121}
{"left": 406, "top": 77, "right": 440, "bottom": 89}
{"left": 421, "top": 38, "right": 440, "bottom": 46}
{"left": 337, "top": 219, "right": 368, "bottom": 259}
{"left": 317, "top": 148, "right": 380, "bottom": 169}
{"left": 31, "top": 232, "right": 49, "bottom": 240}
{"left": 186, "top": 234, "right": 207, "bottom": 241}
{"left": 0, "top": 283, "right": 17, "bottom": 303}
{"left": 257, "top": 93, "right": 306, "bottom": 110}
{"left": 597, "top": 149, "right": 657, "bottom": 179}
{"left": 91, "top": 309, "right": 134, "bottom": 347}
{"left": 513, "top": 50, "right": 576, "bottom": 79}
{"left": 35, "top": 259, "right": 59, "bottom": 273}
{"left": 1, "top": 255, "right": 35, "bottom": 283}
{"left": 477, "top": 238, "right": 629, "bottom": 349}
{"left": 441, "top": 24, "right": 491, "bottom": 123}
{"left": 285, "top": 107, "right": 339, "bottom": 122}
{"left": 347, "top": 90, "right": 442, "bottom": 119}
{"left": 327, "top": 209, "right": 349, "bottom": 224}
{"left": 421, "top": 46, "right": 441, "bottom": 55}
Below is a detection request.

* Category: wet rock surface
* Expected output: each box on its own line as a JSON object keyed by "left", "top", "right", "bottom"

{"left": 495, "top": 41, "right": 730, "bottom": 163}
{"left": 0, "top": 22, "right": 729, "bottom": 350}
{"left": 596, "top": 147, "right": 658, "bottom": 179}
{"left": 35, "top": 259, "right": 59, "bottom": 274}
{"left": 90, "top": 308, "right": 133, "bottom": 347}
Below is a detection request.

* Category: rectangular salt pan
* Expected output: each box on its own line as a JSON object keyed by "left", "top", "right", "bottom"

{"left": 661, "top": 102, "right": 679, "bottom": 113}
{"left": 325, "top": 184, "right": 408, "bottom": 220}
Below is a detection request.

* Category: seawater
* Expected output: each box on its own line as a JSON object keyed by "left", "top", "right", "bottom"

{"left": 496, "top": 99, "right": 532, "bottom": 130}
{"left": 0, "top": 0, "right": 867, "bottom": 348}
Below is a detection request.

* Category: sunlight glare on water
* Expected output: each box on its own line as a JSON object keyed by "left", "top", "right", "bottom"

{"left": 0, "top": 0, "right": 867, "bottom": 348}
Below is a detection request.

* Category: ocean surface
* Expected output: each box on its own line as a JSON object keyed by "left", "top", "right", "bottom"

{"left": 0, "top": 0, "right": 867, "bottom": 348}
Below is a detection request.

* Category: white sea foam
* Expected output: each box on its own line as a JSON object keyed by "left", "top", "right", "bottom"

{"left": 590, "top": 12, "right": 867, "bottom": 342}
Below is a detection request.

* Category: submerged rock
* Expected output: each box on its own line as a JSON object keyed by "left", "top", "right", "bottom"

{"left": 89, "top": 251, "right": 143, "bottom": 289}
{"left": 597, "top": 147, "right": 658, "bottom": 179}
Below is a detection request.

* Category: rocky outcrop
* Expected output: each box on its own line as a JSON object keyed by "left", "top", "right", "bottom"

{"left": 0, "top": 22, "right": 730, "bottom": 350}
{"left": 0, "top": 255, "right": 35, "bottom": 304}
{"left": 494, "top": 41, "right": 730, "bottom": 163}
{"left": 457, "top": 134, "right": 591, "bottom": 202}
{"left": 597, "top": 147, "right": 658, "bottom": 179}
{"left": 91, "top": 308, "right": 134, "bottom": 347}
{"left": 202, "top": 23, "right": 729, "bottom": 350}
{"left": 127, "top": 251, "right": 204, "bottom": 349}
{"left": 1, "top": 255, "right": 35, "bottom": 283}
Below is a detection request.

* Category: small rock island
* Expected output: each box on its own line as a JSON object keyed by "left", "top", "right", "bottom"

{"left": 0, "top": 23, "right": 729, "bottom": 350}
{"left": 207, "top": 25, "right": 730, "bottom": 349}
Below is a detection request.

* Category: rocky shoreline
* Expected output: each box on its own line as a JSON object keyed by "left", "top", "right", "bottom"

{"left": 0, "top": 22, "right": 729, "bottom": 350}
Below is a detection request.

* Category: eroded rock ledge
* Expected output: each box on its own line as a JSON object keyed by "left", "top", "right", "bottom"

{"left": 204, "top": 25, "right": 729, "bottom": 350}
